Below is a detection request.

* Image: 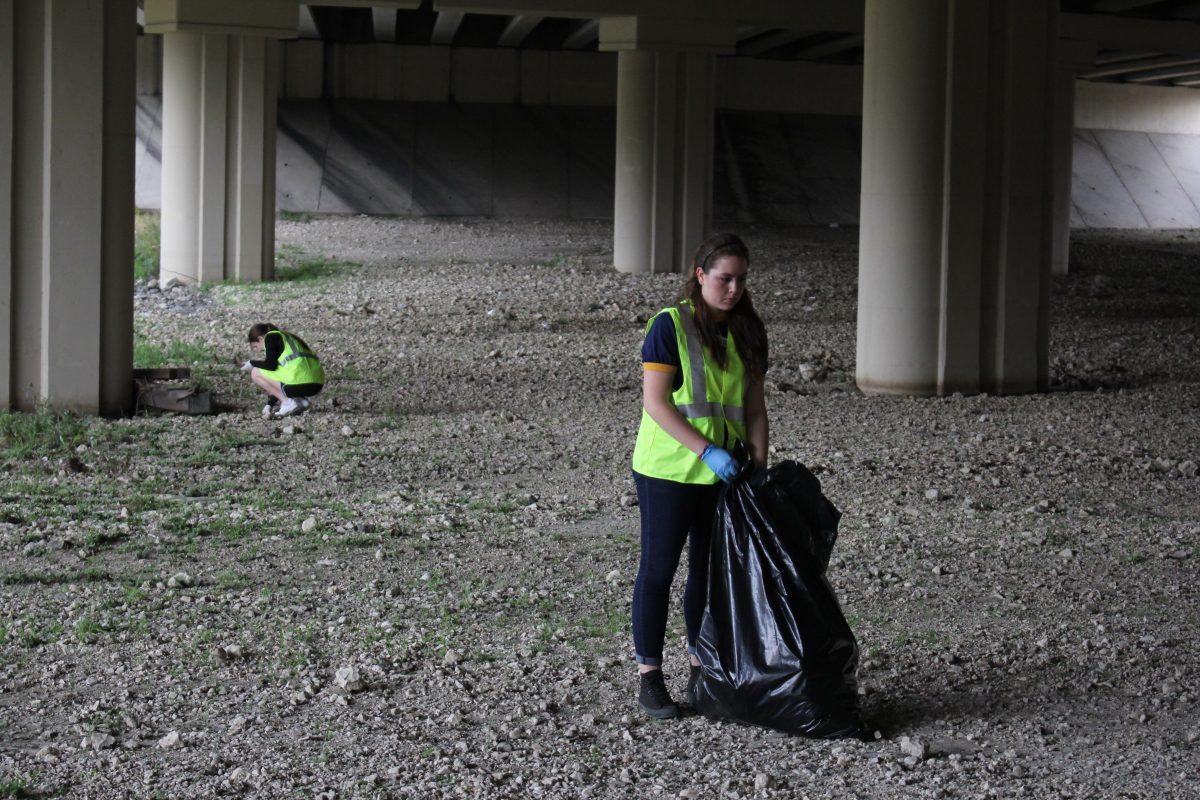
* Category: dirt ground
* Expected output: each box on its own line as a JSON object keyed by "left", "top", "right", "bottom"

{"left": 1, "top": 218, "right": 1197, "bottom": 799}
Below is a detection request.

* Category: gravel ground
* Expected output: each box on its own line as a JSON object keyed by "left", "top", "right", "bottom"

{"left": 1, "top": 217, "right": 1197, "bottom": 799}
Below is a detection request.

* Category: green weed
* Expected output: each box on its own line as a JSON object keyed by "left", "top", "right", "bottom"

{"left": 0, "top": 568, "right": 111, "bottom": 587}
{"left": 275, "top": 248, "right": 359, "bottom": 282}
{"left": 0, "top": 407, "right": 89, "bottom": 461}
{"left": 0, "top": 779, "right": 33, "bottom": 799}
{"left": 134, "top": 210, "right": 160, "bottom": 282}
{"left": 217, "top": 571, "right": 248, "bottom": 590}
{"left": 133, "top": 336, "right": 218, "bottom": 369}
{"left": 278, "top": 210, "right": 313, "bottom": 223}
{"left": 84, "top": 530, "right": 125, "bottom": 550}
{"left": 74, "top": 616, "right": 105, "bottom": 643}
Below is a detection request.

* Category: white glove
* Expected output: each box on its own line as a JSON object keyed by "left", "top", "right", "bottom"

{"left": 241, "top": 361, "right": 253, "bottom": 372}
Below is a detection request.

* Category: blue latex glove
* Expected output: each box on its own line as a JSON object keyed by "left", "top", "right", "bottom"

{"left": 700, "top": 444, "right": 739, "bottom": 483}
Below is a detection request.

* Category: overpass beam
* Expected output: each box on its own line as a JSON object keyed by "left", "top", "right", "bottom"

{"left": 857, "top": 0, "right": 1058, "bottom": 396}
{"left": 601, "top": 17, "right": 731, "bottom": 274}
{"left": 147, "top": 1, "right": 295, "bottom": 286}
{"left": 0, "top": 0, "right": 136, "bottom": 414}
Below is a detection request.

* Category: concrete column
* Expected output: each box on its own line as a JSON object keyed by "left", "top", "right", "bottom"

{"left": 613, "top": 50, "right": 656, "bottom": 274}
{"left": 148, "top": 0, "right": 292, "bottom": 286}
{"left": 677, "top": 52, "right": 715, "bottom": 268}
{"left": 857, "top": 0, "right": 1057, "bottom": 396}
{"left": 1051, "top": 41, "right": 1097, "bottom": 277}
{"left": 0, "top": 0, "right": 13, "bottom": 410}
{"left": 160, "top": 32, "right": 278, "bottom": 286}
{"left": 0, "top": 0, "right": 135, "bottom": 414}
{"left": 602, "top": 17, "right": 728, "bottom": 274}
{"left": 611, "top": 49, "right": 716, "bottom": 274}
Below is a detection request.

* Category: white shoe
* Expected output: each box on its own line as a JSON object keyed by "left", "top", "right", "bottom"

{"left": 274, "top": 398, "right": 299, "bottom": 418}
{"left": 262, "top": 403, "right": 274, "bottom": 419}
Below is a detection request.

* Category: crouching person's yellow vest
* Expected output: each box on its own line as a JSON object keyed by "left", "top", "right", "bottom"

{"left": 631, "top": 301, "right": 747, "bottom": 485}
{"left": 258, "top": 330, "right": 325, "bottom": 386}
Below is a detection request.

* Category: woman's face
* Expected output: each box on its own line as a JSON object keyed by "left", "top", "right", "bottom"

{"left": 697, "top": 254, "right": 749, "bottom": 315}
{"left": 250, "top": 337, "right": 264, "bottom": 352}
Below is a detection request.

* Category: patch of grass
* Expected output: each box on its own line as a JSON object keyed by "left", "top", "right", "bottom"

{"left": 0, "top": 568, "right": 111, "bottom": 587}
{"left": 84, "top": 530, "right": 125, "bottom": 550}
{"left": 74, "top": 616, "right": 106, "bottom": 644}
{"left": 274, "top": 245, "right": 359, "bottom": 283}
{"left": 0, "top": 407, "right": 89, "bottom": 462}
{"left": 122, "top": 585, "right": 148, "bottom": 605}
{"left": 217, "top": 571, "right": 248, "bottom": 590}
{"left": 278, "top": 210, "right": 313, "bottom": 223}
{"left": 0, "top": 779, "right": 34, "bottom": 799}
{"left": 134, "top": 210, "right": 160, "bottom": 282}
{"left": 10, "top": 619, "right": 63, "bottom": 649}
{"left": 133, "top": 336, "right": 218, "bottom": 369}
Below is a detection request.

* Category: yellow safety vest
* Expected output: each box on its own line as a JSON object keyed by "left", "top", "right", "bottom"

{"left": 631, "top": 301, "right": 747, "bottom": 484}
{"left": 258, "top": 330, "right": 325, "bottom": 386}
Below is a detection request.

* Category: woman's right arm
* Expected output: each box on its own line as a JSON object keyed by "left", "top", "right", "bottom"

{"left": 642, "top": 368, "right": 710, "bottom": 456}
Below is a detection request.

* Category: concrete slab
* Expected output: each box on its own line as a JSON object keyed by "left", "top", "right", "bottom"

{"left": 319, "top": 101, "right": 415, "bottom": 215}
{"left": 133, "top": 95, "right": 1200, "bottom": 229}
{"left": 783, "top": 115, "right": 861, "bottom": 224}
{"left": 1071, "top": 130, "right": 1148, "bottom": 229}
{"left": 492, "top": 107, "right": 569, "bottom": 218}
{"left": 413, "top": 104, "right": 493, "bottom": 216}
{"left": 134, "top": 96, "right": 162, "bottom": 209}
{"left": 1149, "top": 132, "right": 1200, "bottom": 223}
{"left": 276, "top": 101, "right": 330, "bottom": 213}
{"left": 566, "top": 107, "right": 615, "bottom": 220}
{"left": 1094, "top": 129, "right": 1200, "bottom": 229}
{"left": 714, "top": 111, "right": 812, "bottom": 225}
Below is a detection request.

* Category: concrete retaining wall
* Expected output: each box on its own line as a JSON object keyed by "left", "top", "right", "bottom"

{"left": 137, "top": 93, "right": 1200, "bottom": 228}
{"left": 136, "top": 96, "right": 863, "bottom": 223}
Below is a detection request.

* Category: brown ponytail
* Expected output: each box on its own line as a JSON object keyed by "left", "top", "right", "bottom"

{"left": 680, "top": 233, "right": 768, "bottom": 379}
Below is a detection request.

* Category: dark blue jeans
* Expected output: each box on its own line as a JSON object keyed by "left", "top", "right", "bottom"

{"left": 632, "top": 471, "right": 722, "bottom": 667}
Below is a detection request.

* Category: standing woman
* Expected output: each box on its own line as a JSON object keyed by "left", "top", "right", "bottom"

{"left": 629, "top": 232, "right": 769, "bottom": 719}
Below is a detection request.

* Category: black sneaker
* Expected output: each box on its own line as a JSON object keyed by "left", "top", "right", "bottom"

{"left": 687, "top": 664, "right": 701, "bottom": 703}
{"left": 638, "top": 670, "right": 680, "bottom": 720}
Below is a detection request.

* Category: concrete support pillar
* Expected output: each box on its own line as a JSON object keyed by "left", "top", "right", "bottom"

{"left": 1051, "top": 41, "right": 1097, "bottom": 277}
{"left": 0, "top": 0, "right": 136, "bottom": 414}
{"left": 159, "top": 32, "right": 278, "bottom": 286}
{"left": 857, "top": 0, "right": 1057, "bottom": 396}
{"left": 601, "top": 17, "right": 727, "bottom": 274}
{"left": 147, "top": 0, "right": 294, "bottom": 286}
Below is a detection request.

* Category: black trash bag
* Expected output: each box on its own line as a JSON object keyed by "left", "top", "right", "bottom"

{"left": 692, "top": 460, "right": 865, "bottom": 738}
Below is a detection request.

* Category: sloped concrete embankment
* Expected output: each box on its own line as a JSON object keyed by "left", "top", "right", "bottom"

{"left": 135, "top": 96, "right": 1200, "bottom": 228}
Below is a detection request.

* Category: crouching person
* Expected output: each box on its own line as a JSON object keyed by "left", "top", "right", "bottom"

{"left": 241, "top": 323, "right": 325, "bottom": 419}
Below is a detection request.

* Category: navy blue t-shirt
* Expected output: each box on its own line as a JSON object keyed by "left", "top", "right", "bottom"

{"left": 641, "top": 313, "right": 685, "bottom": 390}
{"left": 641, "top": 312, "right": 765, "bottom": 391}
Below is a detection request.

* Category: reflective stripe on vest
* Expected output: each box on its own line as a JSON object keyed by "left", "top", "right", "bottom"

{"left": 278, "top": 333, "right": 318, "bottom": 366}
{"left": 674, "top": 307, "right": 745, "bottom": 423}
